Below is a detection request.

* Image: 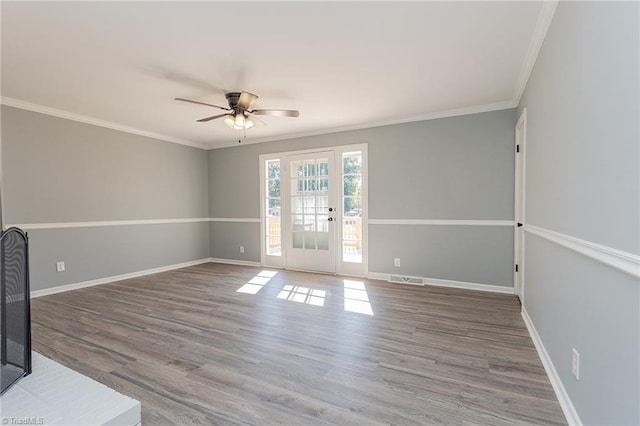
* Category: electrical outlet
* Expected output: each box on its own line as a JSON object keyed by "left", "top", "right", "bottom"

{"left": 240, "top": 246, "right": 245, "bottom": 254}
{"left": 571, "top": 348, "right": 580, "bottom": 380}
{"left": 56, "top": 261, "right": 65, "bottom": 272}
{"left": 394, "top": 258, "right": 401, "bottom": 267}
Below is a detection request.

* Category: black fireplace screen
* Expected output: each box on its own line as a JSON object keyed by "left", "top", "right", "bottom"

{"left": 0, "top": 227, "right": 31, "bottom": 395}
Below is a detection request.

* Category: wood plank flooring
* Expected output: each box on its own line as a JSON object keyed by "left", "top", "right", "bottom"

{"left": 30, "top": 263, "right": 566, "bottom": 425}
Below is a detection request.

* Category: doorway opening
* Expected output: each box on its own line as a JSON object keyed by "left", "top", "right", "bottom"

{"left": 514, "top": 109, "right": 527, "bottom": 301}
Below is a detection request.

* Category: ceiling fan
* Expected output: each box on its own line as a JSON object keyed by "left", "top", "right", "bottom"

{"left": 175, "top": 91, "right": 299, "bottom": 131}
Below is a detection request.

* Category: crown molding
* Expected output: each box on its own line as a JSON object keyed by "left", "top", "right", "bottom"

{"left": 512, "top": 1, "right": 559, "bottom": 104}
{"left": 0, "top": 97, "right": 208, "bottom": 150}
{"left": 217, "top": 100, "right": 517, "bottom": 149}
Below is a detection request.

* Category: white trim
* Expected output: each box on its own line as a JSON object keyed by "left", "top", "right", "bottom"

{"left": 367, "top": 271, "right": 393, "bottom": 282}
{"left": 236, "top": 101, "right": 516, "bottom": 148}
{"left": 1, "top": 97, "right": 207, "bottom": 150}
{"left": 522, "top": 308, "right": 582, "bottom": 426}
{"left": 368, "top": 219, "right": 514, "bottom": 226}
{"left": 5, "top": 218, "right": 211, "bottom": 231}
{"left": 5, "top": 217, "right": 265, "bottom": 230}
{"left": 423, "top": 277, "right": 514, "bottom": 294}
{"left": 367, "top": 272, "right": 514, "bottom": 295}
{"left": 209, "top": 217, "right": 260, "bottom": 223}
{"left": 31, "top": 258, "right": 211, "bottom": 298}
{"left": 208, "top": 257, "right": 262, "bottom": 267}
{"left": 512, "top": 1, "right": 558, "bottom": 104}
{"left": 514, "top": 108, "right": 527, "bottom": 300}
{"left": 0, "top": 105, "right": 5, "bottom": 229}
{"left": 525, "top": 224, "right": 640, "bottom": 279}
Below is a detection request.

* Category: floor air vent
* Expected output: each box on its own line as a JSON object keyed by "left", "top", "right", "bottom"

{"left": 388, "top": 275, "right": 424, "bottom": 286}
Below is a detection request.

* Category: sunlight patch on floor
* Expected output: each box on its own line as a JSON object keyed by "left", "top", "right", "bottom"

{"left": 277, "top": 285, "right": 326, "bottom": 306}
{"left": 236, "top": 270, "right": 278, "bottom": 294}
{"left": 343, "top": 279, "right": 373, "bottom": 315}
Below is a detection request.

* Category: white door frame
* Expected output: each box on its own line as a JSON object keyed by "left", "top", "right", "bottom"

{"left": 514, "top": 108, "right": 527, "bottom": 301}
{"left": 259, "top": 143, "right": 368, "bottom": 277}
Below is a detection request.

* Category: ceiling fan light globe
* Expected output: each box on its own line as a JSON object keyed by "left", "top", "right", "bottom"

{"left": 245, "top": 118, "right": 254, "bottom": 130}
{"left": 234, "top": 114, "right": 246, "bottom": 128}
{"left": 224, "top": 115, "right": 235, "bottom": 128}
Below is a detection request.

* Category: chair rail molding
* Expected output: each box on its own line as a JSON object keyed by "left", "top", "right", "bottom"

{"left": 4, "top": 218, "right": 211, "bottom": 230}
{"left": 368, "top": 219, "right": 514, "bottom": 226}
{"left": 525, "top": 224, "right": 640, "bottom": 279}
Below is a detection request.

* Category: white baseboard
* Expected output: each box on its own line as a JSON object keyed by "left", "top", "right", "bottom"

{"left": 423, "top": 277, "right": 514, "bottom": 294}
{"left": 521, "top": 308, "right": 582, "bottom": 426}
{"left": 208, "top": 257, "right": 262, "bottom": 267}
{"left": 30, "top": 258, "right": 211, "bottom": 298}
{"left": 366, "top": 272, "right": 514, "bottom": 294}
{"left": 365, "top": 272, "right": 389, "bottom": 281}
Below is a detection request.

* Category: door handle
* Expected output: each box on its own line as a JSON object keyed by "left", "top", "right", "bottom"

{"left": 328, "top": 207, "right": 334, "bottom": 212}
{"left": 517, "top": 222, "right": 523, "bottom": 227}
{"left": 328, "top": 217, "right": 334, "bottom": 222}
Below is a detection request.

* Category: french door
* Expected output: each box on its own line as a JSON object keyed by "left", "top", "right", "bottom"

{"left": 282, "top": 151, "right": 337, "bottom": 273}
{"left": 261, "top": 144, "right": 367, "bottom": 276}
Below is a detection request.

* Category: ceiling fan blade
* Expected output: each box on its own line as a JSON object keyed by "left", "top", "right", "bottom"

{"left": 251, "top": 109, "right": 299, "bottom": 118}
{"left": 175, "top": 97, "right": 230, "bottom": 111}
{"left": 238, "top": 91, "right": 258, "bottom": 109}
{"left": 197, "top": 113, "right": 229, "bottom": 122}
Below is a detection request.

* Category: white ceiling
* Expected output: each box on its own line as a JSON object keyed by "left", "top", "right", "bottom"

{"left": 1, "top": 1, "right": 548, "bottom": 149}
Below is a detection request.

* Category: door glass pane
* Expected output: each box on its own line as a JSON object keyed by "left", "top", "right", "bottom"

{"left": 268, "top": 161, "right": 281, "bottom": 179}
{"left": 304, "top": 215, "right": 316, "bottom": 232}
{"left": 318, "top": 160, "right": 329, "bottom": 176}
{"left": 343, "top": 154, "right": 362, "bottom": 175}
{"left": 317, "top": 215, "right": 329, "bottom": 232}
{"left": 316, "top": 195, "right": 329, "bottom": 213}
{"left": 302, "top": 178, "right": 316, "bottom": 192}
{"left": 343, "top": 240, "right": 362, "bottom": 263}
{"left": 291, "top": 197, "right": 303, "bottom": 214}
{"left": 344, "top": 196, "right": 362, "bottom": 217}
{"left": 292, "top": 232, "right": 303, "bottom": 248}
{"left": 267, "top": 236, "right": 281, "bottom": 255}
{"left": 268, "top": 198, "right": 281, "bottom": 216}
{"left": 265, "top": 159, "right": 281, "bottom": 257}
{"left": 342, "top": 152, "right": 363, "bottom": 264}
{"left": 268, "top": 179, "right": 280, "bottom": 197}
{"left": 292, "top": 214, "right": 304, "bottom": 231}
{"left": 267, "top": 217, "right": 281, "bottom": 235}
{"left": 317, "top": 177, "right": 329, "bottom": 192}
{"left": 317, "top": 233, "right": 329, "bottom": 250}
{"left": 304, "top": 160, "right": 316, "bottom": 177}
{"left": 343, "top": 175, "right": 361, "bottom": 196}
{"left": 303, "top": 196, "right": 315, "bottom": 213}
{"left": 342, "top": 218, "right": 360, "bottom": 241}
{"left": 304, "top": 232, "right": 317, "bottom": 249}
{"left": 292, "top": 178, "right": 303, "bottom": 195}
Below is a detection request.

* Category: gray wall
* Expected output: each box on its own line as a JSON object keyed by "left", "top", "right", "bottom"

{"left": 1, "top": 105, "right": 210, "bottom": 291}
{"left": 209, "top": 109, "right": 516, "bottom": 286}
{"left": 518, "top": 2, "right": 639, "bottom": 424}
{"left": 209, "top": 222, "right": 260, "bottom": 263}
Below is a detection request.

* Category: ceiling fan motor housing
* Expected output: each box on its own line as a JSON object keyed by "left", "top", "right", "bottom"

{"left": 225, "top": 92, "right": 242, "bottom": 110}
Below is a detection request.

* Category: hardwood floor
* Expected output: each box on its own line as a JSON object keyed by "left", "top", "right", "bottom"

{"left": 30, "top": 263, "right": 565, "bottom": 425}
